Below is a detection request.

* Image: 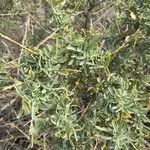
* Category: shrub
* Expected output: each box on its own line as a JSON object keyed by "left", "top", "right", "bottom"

{"left": 1, "top": 0, "right": 150, "bottom": 149}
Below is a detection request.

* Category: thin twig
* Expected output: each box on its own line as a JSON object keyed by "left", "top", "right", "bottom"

{"left": 79, "top": 101, "right": 91, "bottom": 121}
{"left": 22, "top": 14, "right": 31, "bottom": 45}
{"left": 92, "top": 3, "right": 114, "bottom": 15}
{"left": 30, "top": 15, "right": 52, "bottom": 34}
{"left": 93, "top": 5, "right": 115, "bottom": 25}
{"left": 6, "top": 123, "right": 29, "bottom": 139}
{"left": 1, "top": 40, "right": 14, "bottom": 59}
{"left": 0, "top": 98, "right": 17, "bottom": 112}
{"left": 0, "top": 137, "right": 15, "bottom": 143}
{"left": 0, "top": 33, "right": 38, "bottom": 54}
{"left": 36, "top": 30, "right": 59, "bottom": 48}
{"left": 112, "top": 43, "right": 128, "bottom": 56}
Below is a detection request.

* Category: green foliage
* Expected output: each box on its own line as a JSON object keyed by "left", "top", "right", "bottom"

{"left": 1, "top": 0, "right": 150, "bottom": 149}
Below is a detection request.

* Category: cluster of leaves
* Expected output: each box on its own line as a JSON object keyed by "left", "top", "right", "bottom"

{"left": 1, "top": 0, "right": 150, "bottom": 149}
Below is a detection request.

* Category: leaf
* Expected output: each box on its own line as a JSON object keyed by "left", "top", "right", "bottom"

{"left": 105, "top": 51, "right": 111, "bottom": 66}
{"left": 145, "top": 21, "right": 150, "bottom": 26}
{"left": 22, "top": 100, "right": 31, "bottom": 115}
{"left": 125, "top": 36, "right": 131, "bottom": 42}
{"left": 101, "top": 142, "right": 106, "bottom": 150}
{"left": 100, "top": 135, "right": 112, "bottom": 140}
{"left": 71, "top": 55, "right": 85, "bottom": 60}
{"left": 58, "top": 0, "right": 66, "bottom": 7}
{"left": 130, "top": 12, "right": 136, "bottom": 20}
{"left": 95, "top": 126, "right": 111, "bottom": 132}
{"left": 122, "top": 112, "right": 132, "bottom": 119}
{"left": 68, "top": 59, "right": 74, "bottom": 66}
{"left": 147, "top": 96, "right": 150, "bottom": 110}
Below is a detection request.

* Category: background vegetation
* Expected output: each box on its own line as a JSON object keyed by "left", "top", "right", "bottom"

{"left": 0, "top": 0, "right": 150, "bottom": 149}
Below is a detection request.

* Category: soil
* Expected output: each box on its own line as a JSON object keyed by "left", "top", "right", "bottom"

{"left": 0, "top": 1, "right": 49, "bottom": 148}
{"left": 0, "top": 90, "right": 38, "bottom": 150}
